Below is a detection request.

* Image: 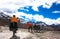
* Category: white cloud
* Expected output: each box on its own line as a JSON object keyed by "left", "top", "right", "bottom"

{"left": 0, "top": 0, "right": 59, "bottom": 11}
{"left": 11, "top": 12, "right": 60, "bottom": 25}
{"left": 1, "top": 10, "right": 60, "bottom": 25}
{"left": 43, "top": 18, "right": 56, "bottom": 25}
{"left": 33, "top": 14, "right": 44, "bottom": 21}
{"left": 52, "top": 11, "right": 60, "bottom": 13}
{"left": 33, "top": 15, "right": 60, "bottom": 25}
{"left": 31, "top": 0, "right": 56, "bottom": 11}
{"left": 0, "top": 0, "right": 60, "bottom": 25}
{"left": 56, "top": 0, "right": 60, "bottom": 4}
{"left": 55, "top": 18, "right": 60, "bottom": 24}
{"left": 32, "top": 14, "right": 59, "bottom": 25}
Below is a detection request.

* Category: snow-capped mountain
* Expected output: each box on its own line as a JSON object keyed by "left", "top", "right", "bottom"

{"left": 0, "top": 12, "right": 10, "bottom": 26}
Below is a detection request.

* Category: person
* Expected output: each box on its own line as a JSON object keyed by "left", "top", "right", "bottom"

{"left": 25, "top": 22, "right": 33, "bottom": 32}
{"left": 9, "top": 15, "right": 18, "bottom": 37}
{"left": 33, "top": 24, "right": 40, "bottom": 33}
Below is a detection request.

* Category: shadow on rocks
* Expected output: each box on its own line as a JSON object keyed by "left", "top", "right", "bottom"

{"left": 10, "top": 35, "right": 20, "bottom": 39}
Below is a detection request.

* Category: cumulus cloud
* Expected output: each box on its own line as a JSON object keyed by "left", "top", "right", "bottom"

{"left": 56, "top": 0, "right": 60, "bottom": 4}
{"left": 2, "top": 11, "right": 60, "bottom": 25}
{"left": 0, "top": 0, "right": 59, "bottom": 11}
{"left": 52, "top": 11, "right": 60, "bottom": 13}
{"left": 32, "top": 14, "right": 60, "bottom": 25}
{"left": 33, "top": 14, "right": 44, "bottom": 21}
{"left": 0, "top": 0, "right": 60, "bottom": 25}
{"left": 14, "top": 13, "right": 60, "bottom": 25}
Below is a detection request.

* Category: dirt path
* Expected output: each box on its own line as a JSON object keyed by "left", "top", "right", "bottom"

{"left": 0, "top": 27, "right": 60, "bottom": 39}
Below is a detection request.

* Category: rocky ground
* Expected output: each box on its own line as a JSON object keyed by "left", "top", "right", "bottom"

{"left": 0, "top": 26, "right": 60, "bottom": 39}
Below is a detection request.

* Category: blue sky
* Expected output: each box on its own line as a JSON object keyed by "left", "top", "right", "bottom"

{"left": 0, "top": 0, "right": 60, "bottom": 25}
{"left": 18, "top": 3, "right": 60, "bottom": 19}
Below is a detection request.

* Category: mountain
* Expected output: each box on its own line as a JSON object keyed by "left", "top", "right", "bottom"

{"left": 0, "top": 12, "right": 10, "bottom": 26}
{"left": 50, "top": 24, "right": 60, "bottom": 31}
{"left": 33, "top": 21, "right": 60, "bottom": 31}
{"left": 0, "top": 12, "right": 26, "bottom": 28}
{"left": 0, "top": 12, "right": 60, "bottom": 30}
